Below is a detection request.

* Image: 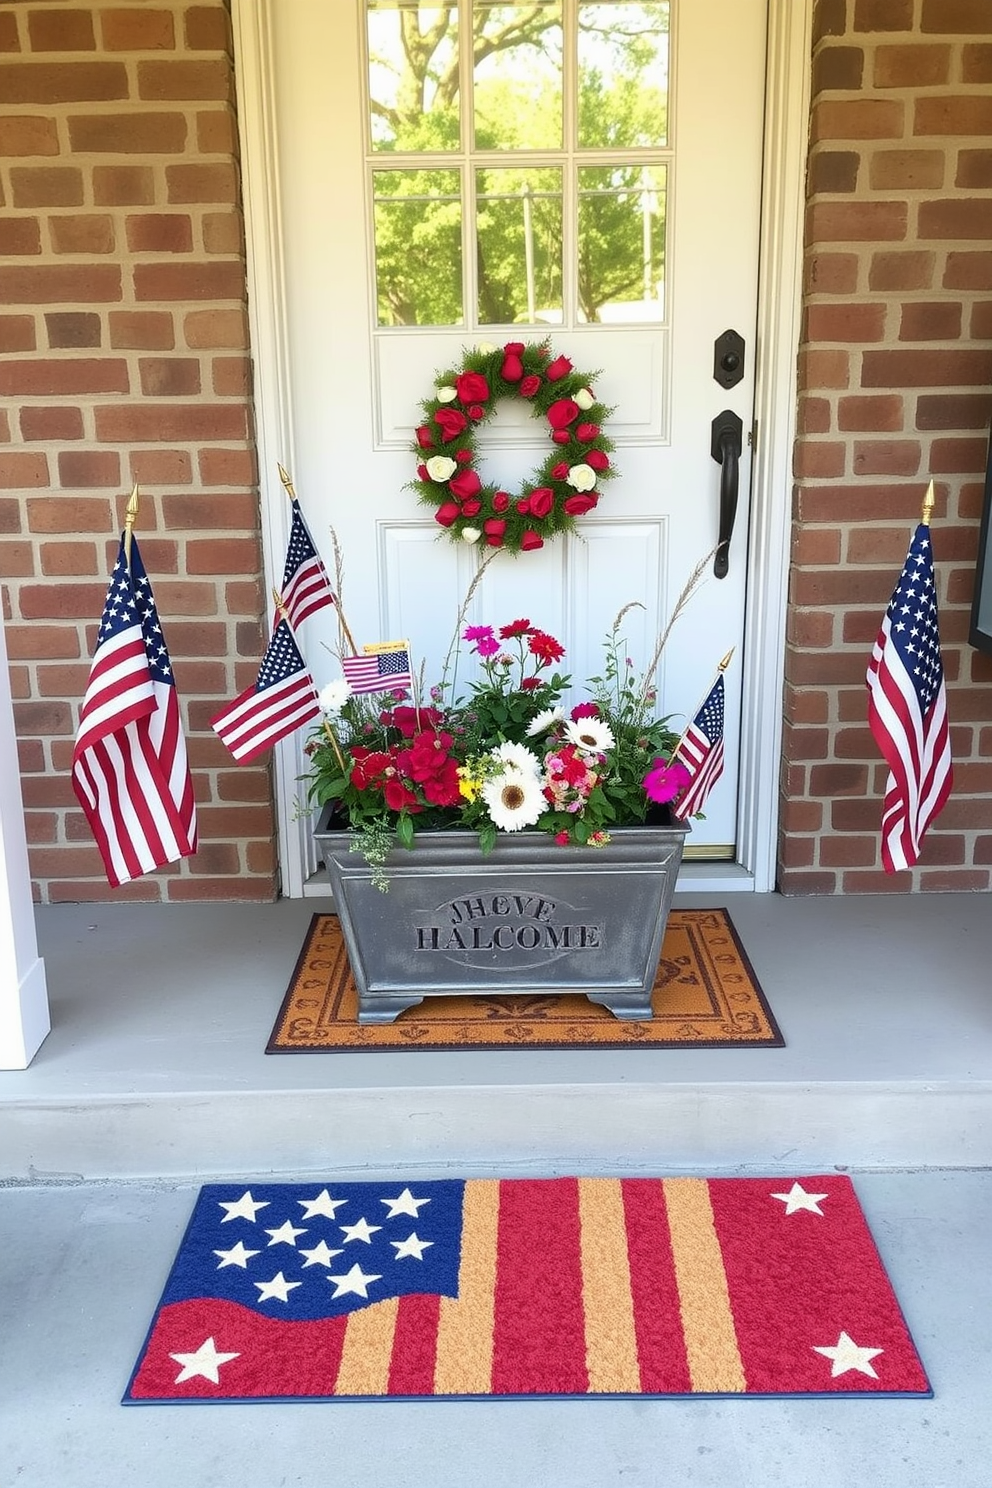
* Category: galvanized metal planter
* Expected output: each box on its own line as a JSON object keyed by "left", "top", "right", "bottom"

{"left": 313, "top": 806, "right": 689, "bottom": 1025}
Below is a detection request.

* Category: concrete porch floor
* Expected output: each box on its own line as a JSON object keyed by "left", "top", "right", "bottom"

{"left": 1, "top": 888, "right": 991, "bottom": 1486}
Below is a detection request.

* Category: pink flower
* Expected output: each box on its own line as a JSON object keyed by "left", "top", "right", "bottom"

{"left": 555, "top": 830, "right": 571, "bottom": 846}
{"left": 643, "top": 758, "right": 691, "bottom": 804}
{"left": 571, "top": 702, "right": 599, "bottom": 720}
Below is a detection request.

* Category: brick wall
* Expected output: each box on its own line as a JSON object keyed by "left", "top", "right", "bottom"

{"left": 783, "top": 0, "right": 992, "bottom": 893}
{"left": 0, "top": 1, "right": 276, "bottom": 902}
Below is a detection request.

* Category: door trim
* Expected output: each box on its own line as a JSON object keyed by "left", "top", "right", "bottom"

{"left": 230, "top": 0, "right": 812, "bottom": 897}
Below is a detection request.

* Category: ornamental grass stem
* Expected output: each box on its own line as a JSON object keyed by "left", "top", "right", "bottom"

{"left": 439, "top": 546, "right": 501, "bottom": 705}
{"left": 638, "top": 546, "right": 718, "bottom": 706}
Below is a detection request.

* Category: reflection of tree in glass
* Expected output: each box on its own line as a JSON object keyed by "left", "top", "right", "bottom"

{"left": 368, "top": 3, "right": 669, "bottom": 327}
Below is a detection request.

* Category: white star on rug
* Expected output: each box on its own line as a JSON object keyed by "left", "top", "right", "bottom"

{"left": 254, "top": 1271, "right": 302, "bottom": 1304}
{"left": 813, "top": 1331, "right": 883, "bottom": 1379}
{"left": 213, "top": 1241, "right": 260, "bottom": 1269}
{"left": 340, "top": 1216, "right": 381, "bottom": 1244}
{"left": 391, "top": 1232, "right": 434, "bottom": 1261}
{"left": 298, "top": 1189, "right": 348, "bottom": 1220}
{"left": 265, "top": 1219, "right": 307, "bottom": 1247}
{"left": 381, "top": 1187, "right": 431, "bottom": 1219}
{"left": 327, "top": 1263, "right": 382, "bottom": 1299}
{"left": 299, "top": 1239, "right": 344, "bottom": 1269}
{"left": 170, "top": 1337, "right": 240, "bottom": 1384}
{"left": 771, "top": 1181, "right": 828, "bottom": 1215}
{"left": 218, "top": 1190, "right": 269, "bottom": 1223}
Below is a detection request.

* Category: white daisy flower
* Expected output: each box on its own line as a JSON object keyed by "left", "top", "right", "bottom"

{"left": 425, "top": 454, "right": 457, "bottom": 482}
{"left": 492, "top": 741, "right": 542, "bottom": 776}
{"left": 566, "top": 463, "right": 597, "bottom": 492}
{"left": 318, "top": 679, "right": 352, "bottom": 715}
{"left": 525, "top": 706, "right": 565, "bottom": 737}
{"left": 461, "top": 526, "right": 482, "bottom": 543}
{"left": 565, "top": 716, "right": 616, "bottom": 754}
{"left": 574, "top": 387, "right": 595, "bottom": 410}
{"left": 482, "top": 769, "right": 546, "bottom": 832}
{"left": 436, "top": 385, "right": 458, "bottom": 403}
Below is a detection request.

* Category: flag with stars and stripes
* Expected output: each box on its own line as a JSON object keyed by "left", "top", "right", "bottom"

{"left": 867, "top": 523, "right": 953, "bottom": 872}
{"left": 71, "top": 534, "right": 197, "bottom": 888}
{"left": 281, "top": 500, "right": 336, "bottom": 628}
{"left": 341, "top": 641, "right": 412, "bottom": 696}
{"left": 210, "top": 615, "right": 321, "bottom": 764}
{"left": 124, "top": 1175, "right": 930, "bottom": 1402}
{"left": 672, "top": 675, "right": 725, "bottom": 820}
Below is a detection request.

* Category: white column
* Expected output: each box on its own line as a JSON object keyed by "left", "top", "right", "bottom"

{"left": 0, "top": 614, "right": 50, "bottom": 1069}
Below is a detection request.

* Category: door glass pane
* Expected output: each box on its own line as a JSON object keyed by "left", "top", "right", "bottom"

{"left": 472, "top": 1, "right": 563, "bottom": 151}
{"left": 367, "top": 2, "right": 460, "bottom": 152}
{"left": 577, "top": 1, "right": 669, "bottom": 149}
{"left": 577, "top": 163, "right": 666, "bottom": 322}
{"left": 372, "top": 169, "right": 463, "bottom": 324}
{"left": 476, "top": 166, "right": 563, "bottom": 325}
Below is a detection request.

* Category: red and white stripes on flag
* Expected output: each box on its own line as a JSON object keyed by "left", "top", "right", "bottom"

{"left": 672, "top": 675, "right": 725, "bottom": 821}
{"left": 211, "top": 615, "right": 321, "bottom": 764}
{"left": 866, "top": 522, "right": 952, "bottom": 872}
{"left": 280, "top": 500, "right": 336, "bottom": 629}
{"left": 71, "top": 536, "right": 197, "bottom": 888}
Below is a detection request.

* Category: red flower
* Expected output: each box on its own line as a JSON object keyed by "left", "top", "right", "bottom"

{"left": 417, "top": 462, "right": 430, "bottom": 481}
{"left": 492, "top": 491, "right": 510, "bottom": 512}
{"left": 516, "top": 497, "right": 530, "bottom": 514}
{"left": 434, "top": 406, "right": 468, "bottom": 441}
{"left": 546, "top": 354, "right": 573, "bottom": 381}
{"left": 575, "top": 422, "right": 600, "bottom": 442}
{"left": 449, "top": 468, "right": 482, "bottom": 500}
{"left": 571, "top": 702, "right": 599, "bottom": 720}
{"left": 519, "top": 374, "right": 541, "bottom": 398}
{"left": 529, "top": 630, "right": 565, "bottom": 663}
{"left": 350, "top": 750, "right": 392, "bottom": 790}
{"left": 455, "top": 447, "right": 473, "bottom": 464}
{"left": 563, "top": 492, "right": 598, "bottom": 516}
{"left": 528, "top": 486, "right": 554, "bottom": 519}
{"left": 485, "top": 532, "right": 504, "bottom": 547}
{"left": 384, "top": 778, "right": 422, "bottom": 813}
{"left": 499, "top": 618, "right": 532, "bottom": 638}
{"left": 415, "top": 425, "right": 433, "bottom": 449}
{"left": 456, "top": 371, "right": 489, "bottom": 405}
{"left": 521, "top": 675, "right": 541, "bottom": 690}
{"left": 461, "top": 498, "right": 481, "bottom": 516}
{"left": 555, "top": 830, "right": 571, "bottom": 846}
{"left": 501, "top": 342, "right": 525, "bottom": 382}
{"left": 434, "top": 501, "right": 462, "bottom": 527}
{"left": 551, "top": 461, "right": 570, "bottom": 480}
{"left": 520, "top": 529, "right": 544, "bottom": 551}
{"left": 466, "top": 403, "right": 485, "bottom": 421}
{"left": 586, "top": 449, "right": 610, "bottom": 471}
{"left": 552, "top": 430, "right": 571, "bottom": 445}
{"left": 547, "top": 398, "right": 579, "bottom": 430}
{"left": 484, "top": 518, "right": 506, "bottom": 538}
{"left": 385, "top": 705, "right": 441, "bottom": 738}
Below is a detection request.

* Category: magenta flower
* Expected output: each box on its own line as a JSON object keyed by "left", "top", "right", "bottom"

{"left": 642, "top": 758, "right": 691, "bottom": 804}
{"left": 571, "top": 702, "right": 599, "bottom": 720}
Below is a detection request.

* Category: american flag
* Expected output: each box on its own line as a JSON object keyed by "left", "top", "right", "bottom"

{"left": 71, "top": 536, "right": 197, "bottom": 887}
{"left": 211, "top": 615, "right": 321, "bottom": 763}
{"left": 672, "top": 675, "right": 725, "bottom": 820}
{"left": 866, "top": 523, "right": 952, "bottom": 872}
{"left": 341, "top": 643, "right": 412, "bottom": 696}
{"left": 124, "top": 1175, "right": 930, "bottom": 1401}
{"left": 281, "top": 500, "right": 336, "bottom": 628}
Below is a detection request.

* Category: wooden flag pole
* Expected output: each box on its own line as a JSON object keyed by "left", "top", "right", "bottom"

{"left": 920, "top": 478, "right": 935, "bottom": 527}
{"left": 671, "top": 647, "right": 735, "bottom": 765}
{"left": 123, "top": 483, "right": 140, "bottom": 567}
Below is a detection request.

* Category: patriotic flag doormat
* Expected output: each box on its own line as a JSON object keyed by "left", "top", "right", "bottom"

{"left": 124, "top": 1176, "right": 929, "bottom": 1402}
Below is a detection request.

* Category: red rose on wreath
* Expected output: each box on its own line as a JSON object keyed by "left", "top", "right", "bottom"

{"left": 455, "top": 448, "right": 473, "bottom": 464}
{"left": 586, "top": 449, "right": 610, "bottom": 472}
{"left": 547, "top": 398, "right": 579, "bottom": 430}
{"left": 415, "top": 425, "right": 433, "bottom": 449}
{"left": 546, "top": 355, "right": 573, "bottom": 380}
{"left": 563, "top": 492, "right": 598, "bottom": 515}
{"left": 519, "top": 374, "right": 541, "bottom": 397}
{"left": 449, "top": 469, "right": 482, "bottom": 501}
{"left": 501, "top": 342, "right": 525, "bottom": 381}
{"left": 492, "top": 491, "right": 510, "bottom": 512}
{"left": 528, "top": 487, "right": 555, "bottom": 519}
{"left": 456, "top": 371, "right": 489, "bottom": 405}
{"left": 434, "top": 407, "right": 468, "bottom": 441}
{"left": 434, "top": 501, "right": 461, "bottom": 526}
{"left": 521, "top": 530, "right": 544, "bottom": 550}
{"left": 575, "top": 422, "right": 600, "bottom": 442}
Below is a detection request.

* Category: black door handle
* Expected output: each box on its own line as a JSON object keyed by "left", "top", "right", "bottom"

{"left": 710, "top": 411, "right": 743, "bottom": 580}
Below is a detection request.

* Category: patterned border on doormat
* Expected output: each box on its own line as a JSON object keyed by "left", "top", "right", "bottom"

{"left": 265, "top": 909, "right": 784, "bottom": 1052}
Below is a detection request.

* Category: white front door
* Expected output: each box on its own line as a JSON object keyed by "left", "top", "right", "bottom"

{"left": 263, "top": 0, "right": 766, "bottom": 861}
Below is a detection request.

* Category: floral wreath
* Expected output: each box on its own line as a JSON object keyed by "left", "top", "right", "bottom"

{"left": 411, "top": 339, "right": 616, "bottom": 555}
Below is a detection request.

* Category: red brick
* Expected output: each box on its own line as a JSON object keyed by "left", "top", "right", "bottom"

{"left": 930, "top": 438, "right": 988, "bottom": 474}
{"left": 919, "top": 870, "right": 991, "bottom": 892}
{"left": 780, "top": 835, "right": 816, "bottom": 870}
{"left": 138, "top": 357, "right": 201, "bottom": 396}
{"left": 921, "top": 0, "right": 992, "bottom": 31}
{"left": 838, "top": 394, "right": 903, "bottom": 431}
{"left": 813, "top": 0, "right": 846, "bottom": 42}
{"left": 793, "top": 441, "right": 846, "bottom": 478}
{"left": 93, "top": 403, "right": 248, "bottom": 442}
{"left": 0, "top": 217, "right": 41, "bottom": 254}
{"left": 0, "top": 12, "right": 18, "bottom": 50}
{"left": 873, "top": 44, "right": 950, "bottom": 88}
{"left": 198, "top": 448, "right": 256, "bottom": 486}
{"left": 10, "top": 165, "right": 83, "bottom": 206}
{"left": 962, "top": 45, "right": 992, "bottom": 84}
{"left": 165, "top": 161, "right": 238, "bottom": 203}
{"left": 108, "top": 537, "right": 178, "bottom": 575}
{"left": 0, "top": 358, "right": 128, "bottom": 396}
{"left": 100, "top": 9, "right": 176, "bottom": 51}
{"left": 786, "top": 609, "right": 835, "bottom": 648}
{"left": 126, "top": 213, "right": 193, "bottom": 253}
{"left": 108, "top": 310, "right": 175, "bottom": 350}
{"left": 811, "top": 99, "right": 905, "bottom": 142}
{"left": 813, "top": 47, "right": 865, "bottom": 92}
{"left": 20, "top": 406, "right": 84, "bottom": 440}
{"left": 212, "top": 355, "right": 251, "bottom": 396}
{"left": 0, "top": 115, "right": 59, "bottom": 155}
{"left": 917, "top": 392, "right": 992, "bottom": 430}
{"left": 0, "top": 61, "right": 127, "bottom": 102}
{"left": 27, "top": 10, "right": 96, "bottom": 50}
{"left": 166, "top": 877, "right": 277, "bottom": 903}
{"left": 944, "top": 253, "right": 992, "bottom": 291}
{"left": 806, "top": 303, "right": 886, "bottom": 342}
{"left": 868, "top": 250, "right": 935, "bottom": 292}
{"left": 862, "top": 349, "right": 992, "bottom": 388}
{"left": 38, "top": 543, "right": 99, "bottom": 577}
{"left": 791, "top": 567, "right": 902, "bottom": 606}
{"left": 971, "top": 303, "right": 992, "bottom": 340}
{"left": 915, "top": 97, "right": 992, "bottom": 137}
{"left": 806, "top": 200, "right": 908, "bottom": 243}
{"left": 0, "top": 315, "right": 36, "bottom": 352}
{"left": 853, "top": 439, "right": 921, "bottom": 476}
{"left": 799, "top": 349, "right": 850, "bottom": 390}
{"left": 869, "top": 149, "right": 944, "bottom": 191}
{"left": 92, "top": 165, "right": 155, "bottom": 206}
{"left": 133, "top": 261, "right": 245, "bottom": 301}
{"left": 19, "top": 582, "right": 108, "bottom": 619}
{"left": 957, "top": 149, "right": 992, "bottom": 189}
{"left": 216, "top": 770, "right": 272, "bottom": 803}
{"left": 129, "top": 449, "right": 192, "bottom": 484}
{"left": 5, "top": 623, "right": 80, "bottom": 659}
{"left": 48, "top": 878, "right": 165, "bottom": 903}
{"left": 68, "top": 112, "right": 187, "bottom": 154}
{"left": 846, "top": 526, "right": 921, "bottom": 564}
{"left": 920, "top": 199, "right": 992, "bottom": 241}
{"left": 820, "top": 836, "right": 879, "bottom": 869}
{"left": 138, "top": 58, "right": 231, "bottom": 101}
{"left": 183, "top": 307, "right": 248, "bottom": 347}
{"left": 57, "top": 450, "right": 121, "bottom": 488}
{"left": 49, "top": 213, "right": 116, "bottom": 254}
{"left": 0, "top": 264, "right": 121, "bottom": 303}
{"left": 26, "top": 496, "right": 113, "bottom": 532}
{"left": 14, "top": 699, "right": 74, "bottom": 735}
{"left": 854, "top": 0, "right": 912, "bottom": 29}
{"left": 25, "top": 814, "right": 58, "bottom": 846}
{"left": 185, "top": 6, "right": 232, "bottom": 50}
{"left": 186, "top": 537, "right": 260, "bottom": 574}
{"left": 169, "top": 659, "right": 227, "bottom": 693}
{"left": 777, "top": 869, "right": 839, "bottom": 895}
{"left": 0, "top": 543, "right": 35, "bottom": 578}
{"left": 196, "top": 109, "right": 237, "bottom": 156}
{"left": 223, "top": 579, "right": 263, "bottom": 615}
{"left": 0, "top": 452, "right": 48, "bottom": 488}
{"left": 798, "top": 396, "right": 832, "bottom": 434}
{"left": 45, "top": 311, "right": 100, "bottom": 348}
{"left": 792, "top": 526, "right": 843, "bottom": 564}
{"left": 899, "top": 302, "right": 963, "bottom": 342}
{"left": 806, "top": 252, "right": 860, "bottom": 294}
{"left": 202, "top": 211, "right": 242, "bottom": 256}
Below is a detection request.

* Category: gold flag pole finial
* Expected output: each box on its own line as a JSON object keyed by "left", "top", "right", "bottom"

{"left": 123, "top": 483, "right": 140, "bottom": 566}
{"left": 718, "top": 647, "right": 735, "bottom": 673}
{"left": 920, "top": 478, "right": 936, "bottom": 527}
{"left": 271, "top": 586, "right": 291, "bottom": 626}
{"left": 277, "top": 463, "right": 297, "bottom": 502}
{"left": 671, "top": 648, "right": 735, "bottom": 766}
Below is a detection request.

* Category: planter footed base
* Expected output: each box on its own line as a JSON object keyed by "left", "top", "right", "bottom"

{"left": 314, "top": 808, "right": 689, "bottom": 1025}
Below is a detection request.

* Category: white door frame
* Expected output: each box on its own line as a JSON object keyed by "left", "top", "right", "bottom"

{"left": 230, "top": 0, "right": 812, "bottom": 897}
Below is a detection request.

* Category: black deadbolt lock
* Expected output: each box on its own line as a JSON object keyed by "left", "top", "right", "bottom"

{"left": 713, "top": 328, "right": 745, "bottom": 390}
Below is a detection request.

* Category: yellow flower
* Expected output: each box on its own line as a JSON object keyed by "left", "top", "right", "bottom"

{"left": 457, "top": 768, "right": 481, "bottom": 802}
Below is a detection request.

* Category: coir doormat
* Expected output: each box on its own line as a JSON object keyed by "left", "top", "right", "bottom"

{"left": 124, "top": 1175, "right": 930, "bottom": 1402}
{"left": 266, "top": 910, "right": 783, "bottom": 1052}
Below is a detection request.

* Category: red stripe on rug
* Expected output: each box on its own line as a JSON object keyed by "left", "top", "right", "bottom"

{"left": 621, "top": 1179, "right": 692, "bottom": 1392}
{"left": 387, "top": 1293, "right": 441, "bottom": 1395}
{"left": 708, "top": 1176, "right": 930, "bottom": 1394}
{"left": 491, "top": 1177, "right": 588, "bottom": 1394}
